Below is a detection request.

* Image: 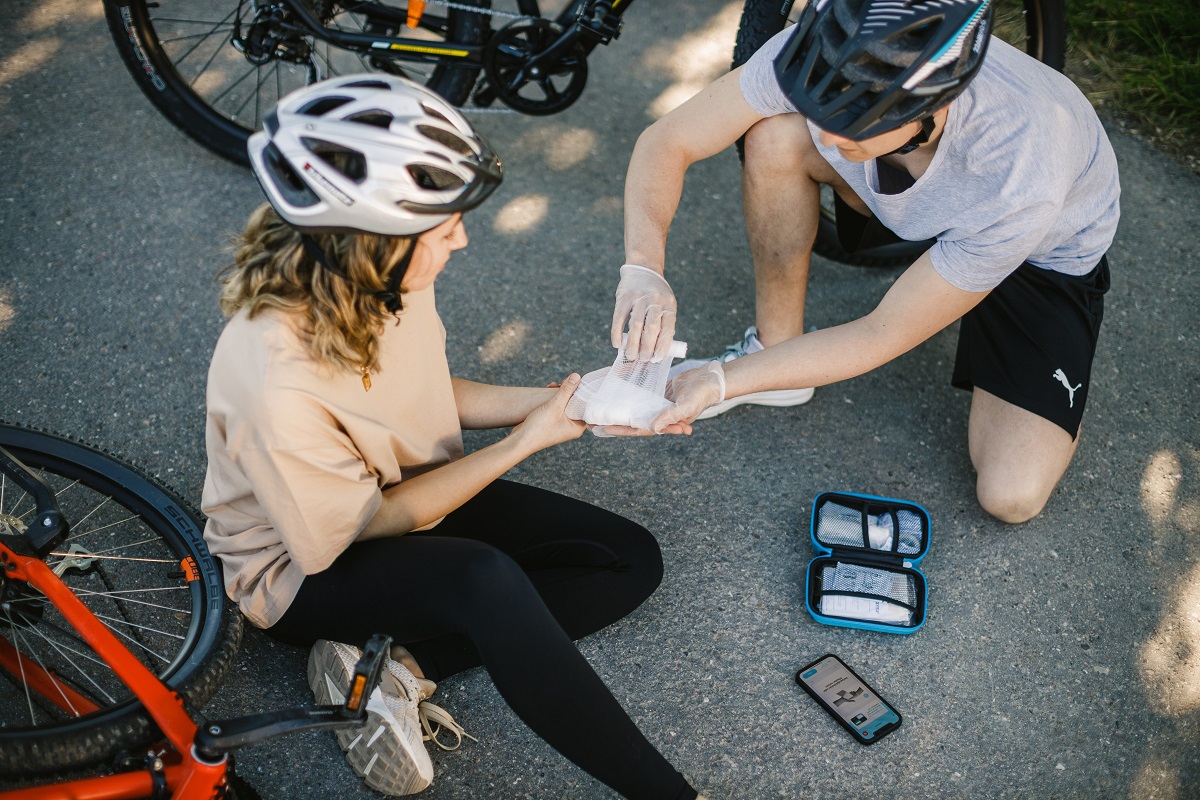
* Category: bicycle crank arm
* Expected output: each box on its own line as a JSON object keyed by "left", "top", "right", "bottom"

{"left": 194, "top": 634, "right": 391, "bottom": 759}
{"left": 194, "top": 704, "right": 374, "bottom": 758}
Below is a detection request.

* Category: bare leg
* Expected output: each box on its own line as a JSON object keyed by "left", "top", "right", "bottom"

{"left": 968, "top": 387, "right": 1080, "bottom": 523}
{"left": 742, "top": 115, "right": 865, "bottom": 346}
{"left": 390, "top": 644, "right": 425, "bottom": 679}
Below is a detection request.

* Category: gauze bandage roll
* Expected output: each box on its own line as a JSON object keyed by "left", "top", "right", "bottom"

{"left": 566, "top": 337, "right": 688, "bottom": 433}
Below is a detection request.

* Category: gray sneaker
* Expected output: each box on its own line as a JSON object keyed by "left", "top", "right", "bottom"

{"left": 669, "top": 326, "right": 814, "bottom": 419}
{"left": 309, "top": 640, "right": 434, "bottom": 796}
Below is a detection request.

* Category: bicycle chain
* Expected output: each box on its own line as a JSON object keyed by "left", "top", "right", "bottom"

{"left": 420, "top": 0, "right": 525, "bottom": 21}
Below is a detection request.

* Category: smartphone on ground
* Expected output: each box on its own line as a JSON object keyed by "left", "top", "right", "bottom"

{"left": 796, "top": 653, "right": 902, "bottom": 745}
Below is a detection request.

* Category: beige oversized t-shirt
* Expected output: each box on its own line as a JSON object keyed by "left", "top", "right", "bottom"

{"left": 201, "top": 286, "right": 463, "bottom": 629}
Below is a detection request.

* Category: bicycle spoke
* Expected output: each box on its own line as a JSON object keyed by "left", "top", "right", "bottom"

{"left": 65, "top": 514, "right": 142, "bottom": 540}
{"left": 12, "top": 619, "right": 118, "bottom": 711}
{"left": 93, "top": 616, "right": 176, "bottom": 664}
{"left": 161, "top": 6, "right": 240, "bottom": 67}
{"left": 93, "top": 613, "right": 186, "bottom": 646}
{"left": 2, "top": 612, "right": 41, "bottom": 726}
{"left": 70, "top": 587, "right": 190, "bottom": 616}
{"left": 48, "top": 552, "right": 176, "bottom": 565}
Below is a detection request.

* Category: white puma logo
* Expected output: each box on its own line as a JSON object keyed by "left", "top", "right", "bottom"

{"left": 1052, "top": 368, "right": 1082, "bottom": 408}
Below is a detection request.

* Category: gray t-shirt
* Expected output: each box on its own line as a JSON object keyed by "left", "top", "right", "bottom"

{"left": 740, "top": 29, "right": 1121, "bottom": 292}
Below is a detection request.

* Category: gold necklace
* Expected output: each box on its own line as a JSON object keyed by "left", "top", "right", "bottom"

{"left": 360, "top": 364, "right": 372, "bottom": 392}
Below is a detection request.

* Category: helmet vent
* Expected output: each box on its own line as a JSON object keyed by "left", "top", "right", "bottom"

{"left": 343, "top": 79, "right": 393, "bottom": 90}
{"left": 262, "top": 141, "right": 321, "bottom": 208}
{"left": 299, "top": 96, "right": 354, "bottom": 116}
{"left": 420, "top": 103, "right": 451, "bottom": 123}
{"left": 302, "top": 138, "right": 368, "bottom": 183}
{"left": 407, "top": 164, "right": 465, "bottom": 192}
{"left": 417, "top": 124, "right": 472, "bottom": 156}
{"left": 347, "top": 110, "right": 395, "bottom": 129}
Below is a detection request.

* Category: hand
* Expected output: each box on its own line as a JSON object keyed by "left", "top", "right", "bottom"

{"left": 589, "top": 419, "right": 694, "bottom": 437}
{"left": 610, "top": 264, "right": 677, "bottom": 362}
{"left": 509, "top": 374, "right": 587, "bottom": 454}
{"left": 650, "top": 361, "right": 726, "bottom": 433}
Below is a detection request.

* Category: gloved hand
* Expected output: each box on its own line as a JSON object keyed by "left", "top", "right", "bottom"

{"left": 651, "top": 361, "right": 726, "bottom": 433}
{"left": 610, "top": 264, "right": 677, "bottom": 362}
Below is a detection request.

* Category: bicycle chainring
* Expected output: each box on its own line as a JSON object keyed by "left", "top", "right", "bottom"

{"left": 481, "top": 18, "right": 588, "bottom": 115}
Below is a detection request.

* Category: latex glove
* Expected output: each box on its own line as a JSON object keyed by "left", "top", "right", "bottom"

{"left": 610, "top": 264, "right": 677, "bottom": 362}
{"left": 650, "top": 361, "right": 726, "bottom": 433}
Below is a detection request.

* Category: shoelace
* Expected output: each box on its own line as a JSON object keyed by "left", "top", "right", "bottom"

{"left": 719, "top": 336, "right": 759, "bottom": 363}
{"left": 417, "top": 699, "right": 479, "bottom": 751}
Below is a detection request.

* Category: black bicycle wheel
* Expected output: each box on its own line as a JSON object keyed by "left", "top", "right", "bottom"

{"left": 731, "top": 0, "right": 1067, "bottom": 267}
{"left": 105, "top": 0, "right": 491, "bottom": 166}
{"left": 0, "top": 425, "right": 241, "bottom": 776}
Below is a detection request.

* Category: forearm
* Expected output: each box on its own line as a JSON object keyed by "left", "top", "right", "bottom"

{"left": 624, "top": 69, "right": 760, "bottom": 272}
{"left": 623, "top": 126, "right": 688, "bottom": 272}
{"left": 357, "top": 434, "right": 531, "bottom": 539}
{"left": 452, "top": 378, "right": 554, "bottom": 429}
{"left": 722, "top": 317, "right": 905, "bottom": 397}
{"left": 723, "top": 255, "right": 988, "bottom": 397}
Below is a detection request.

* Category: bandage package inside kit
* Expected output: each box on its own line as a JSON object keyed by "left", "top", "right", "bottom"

{"left": 566, "top": 337, "right": 687, "bottom": 433}
{"left": 804, "top": 491, "right": 931, "bottom": 635}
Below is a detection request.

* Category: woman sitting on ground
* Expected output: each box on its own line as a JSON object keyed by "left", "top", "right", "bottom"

{"left": 200, "top": 74, "right": 705, "bottom": 800}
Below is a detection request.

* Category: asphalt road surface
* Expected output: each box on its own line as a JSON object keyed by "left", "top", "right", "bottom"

{"left": 1, "top": 1, "right": 1198, "bottom": 798}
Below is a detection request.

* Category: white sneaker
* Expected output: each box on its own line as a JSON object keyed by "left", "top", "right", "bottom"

{"left": 668, "top": 326, "right": 814, "bottom": 419}
{"left": 309, "top": 640, "right": 434, "bottom": 796}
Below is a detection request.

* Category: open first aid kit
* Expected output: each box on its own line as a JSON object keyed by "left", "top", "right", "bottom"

{"left": 804, "top": 491, "right": 931, "bottom": 635}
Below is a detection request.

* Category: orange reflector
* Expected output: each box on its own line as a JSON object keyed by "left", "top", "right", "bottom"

{"left": 406, "top": 0, "right": 426, "bottom": 29}
{"left": 348, "top": 675, "right": 367, "bottom": 710}
{"left": 180, "top": 556, "right": 200, "bottom": 582}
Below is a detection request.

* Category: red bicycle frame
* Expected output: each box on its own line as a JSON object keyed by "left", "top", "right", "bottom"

{"left": 0, "top": 542, "right": 229, "bottom": 800}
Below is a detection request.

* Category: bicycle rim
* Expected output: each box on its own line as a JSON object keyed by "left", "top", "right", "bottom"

{"left": 106, "top": 0, "right": 487, "bottom": 165}
{"left": 0, "top": 425, "right": 241, "bottom": 775}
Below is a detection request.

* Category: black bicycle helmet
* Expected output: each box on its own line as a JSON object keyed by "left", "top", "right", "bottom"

{"left": 775, "top": 0, "right": 994, "bottom": 140}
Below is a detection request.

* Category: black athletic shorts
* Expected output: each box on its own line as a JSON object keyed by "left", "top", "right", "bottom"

{"left": 834, "top": 199, "right": 1110, "bottom": 437}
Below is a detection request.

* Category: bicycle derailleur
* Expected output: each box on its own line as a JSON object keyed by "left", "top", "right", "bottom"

{"left": 231, "top": 0, "right": 335, "bottom": 72}
{"left": 479, "top": 0, "right": 623, "bottom": 115}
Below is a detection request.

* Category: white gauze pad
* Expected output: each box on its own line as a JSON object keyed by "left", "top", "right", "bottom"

{"left": 566, "top": 338, "right": 688, "bottom": 432}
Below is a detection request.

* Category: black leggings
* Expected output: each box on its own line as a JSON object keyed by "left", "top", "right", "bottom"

{"left": 266, "top": 479, "right": 697, "bottom": 800}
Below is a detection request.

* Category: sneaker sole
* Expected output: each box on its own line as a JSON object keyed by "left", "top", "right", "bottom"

{"left": 308, "top": 643, "right": 433, "bottom": 796}
{"left": 696, "top": 386, "right": 815, "bottom": 420}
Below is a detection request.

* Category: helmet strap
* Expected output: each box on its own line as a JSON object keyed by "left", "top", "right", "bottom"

{"left": 884, "top": 115, "right": 937, "bottom": 157}
{"left": 299, "top": 233, "right": 412, "bottom": 314}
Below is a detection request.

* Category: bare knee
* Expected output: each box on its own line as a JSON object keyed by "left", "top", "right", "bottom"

{"left": 744, "top": 115, "right": 822, "bottom": 179}
{"left": 974, "top": 472, "right": 1052, "bottom": 524}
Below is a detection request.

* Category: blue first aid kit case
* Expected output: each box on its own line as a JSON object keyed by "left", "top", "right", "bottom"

{"left": 804, "top": 491, "right": 931, "bottom": 635}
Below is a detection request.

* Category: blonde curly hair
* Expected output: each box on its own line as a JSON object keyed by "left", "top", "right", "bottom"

{"left": 219, "top": 203, "right": 415, "bottom": 373}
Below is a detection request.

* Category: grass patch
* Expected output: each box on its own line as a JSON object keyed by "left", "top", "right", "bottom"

{"left": 1066, "top": 1, "right": 1200, "bottom": 172}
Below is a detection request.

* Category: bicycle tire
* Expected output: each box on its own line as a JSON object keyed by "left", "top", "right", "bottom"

{"left": 731, "top": 0, "right": 1067, "bottom": 268}
{"left": 0, "top": 424, "right": 242, "bottom": 776}
{"left": 104, "top": 0, "right": 491, "bottom": 166}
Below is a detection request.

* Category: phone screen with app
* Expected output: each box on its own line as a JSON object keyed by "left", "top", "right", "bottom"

{"left": 797, "top": 654, "right": 901, "bottom": 743}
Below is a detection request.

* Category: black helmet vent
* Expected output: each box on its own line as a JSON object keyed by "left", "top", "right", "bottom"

{"left": 299, "top": 96, "right": 354, "bottom": 117}
{"left": 417, "top": 125, "right": 472, "bottom": 156}
{"left": 302, "top": 138, "right": 368, "bottom": 183}
{"left": 343, "top": 79, "right": 393, "bottom": 91}
{"left": 348, "top": 110, "right": 395, "bottom": 129}
{"left": 407, "top": 164, "right": 465, "bottom": 192}
{"left": 420, "top": 103, "right": 451, "bottom": 124}
{"left": 263, "top": 141, "right": 321, "bottom": 208}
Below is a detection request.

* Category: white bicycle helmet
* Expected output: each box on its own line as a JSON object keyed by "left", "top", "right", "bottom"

{"left": 248, "top": 74, "right": 503, "bottom": 236}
